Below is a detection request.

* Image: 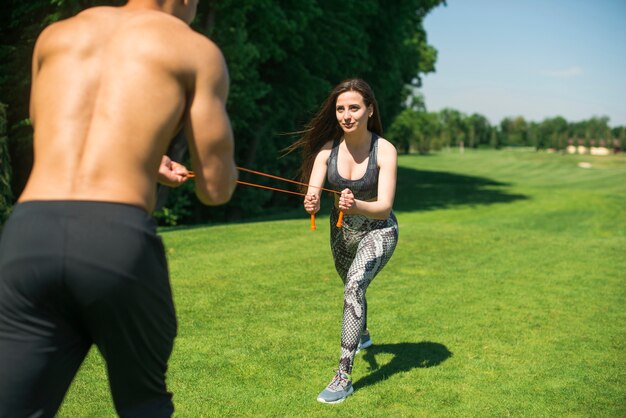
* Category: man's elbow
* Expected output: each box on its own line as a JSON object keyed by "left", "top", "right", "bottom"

{"left": 196, "top": 179, "right": 237, "bottom": 206}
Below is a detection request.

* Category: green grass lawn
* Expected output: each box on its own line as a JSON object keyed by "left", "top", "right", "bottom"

{"left": 60, "top": 149, "right": 625, "bottom": 417}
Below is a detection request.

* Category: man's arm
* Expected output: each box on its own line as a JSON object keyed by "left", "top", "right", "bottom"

{"left": 184, "top": 38, "right": 237, "bottom": 206}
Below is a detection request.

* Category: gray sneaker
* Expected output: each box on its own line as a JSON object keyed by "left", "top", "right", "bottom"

{"left": 317, "top": 371, "right": 353, "bottom": 404}
{"left": 356, "top": 332, "right": 373, "bottom": 354}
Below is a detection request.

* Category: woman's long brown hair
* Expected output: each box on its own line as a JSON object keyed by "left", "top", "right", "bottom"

{"left": 285, "top": 79, "right": 383, "bottom": 189}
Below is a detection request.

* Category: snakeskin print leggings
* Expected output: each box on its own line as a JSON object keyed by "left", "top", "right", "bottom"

{"left": 329, "top": 208, "right": 398, "bottom": 375}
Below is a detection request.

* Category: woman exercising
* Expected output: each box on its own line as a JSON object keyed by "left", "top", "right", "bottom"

{"left": 290, "top": 78, "right": 399, "bottom": 403}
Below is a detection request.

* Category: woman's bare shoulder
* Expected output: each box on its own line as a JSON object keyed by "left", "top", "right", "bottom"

{"left": 377, "top": 136, "right": 397, "bottom": 155}
{"left": 313, "top": 140, "right": 334, "bottom": 164}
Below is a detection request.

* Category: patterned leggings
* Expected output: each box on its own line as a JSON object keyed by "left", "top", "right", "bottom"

{"left": 330, "top": 208, "right": 398, "bottom": 375}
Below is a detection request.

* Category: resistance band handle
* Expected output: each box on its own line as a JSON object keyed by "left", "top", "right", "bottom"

{"left": 336, "top": 211, "right": 344, "bottom": 228}
{"left": 310, "top": 213, "right": 316, "bottom": 231}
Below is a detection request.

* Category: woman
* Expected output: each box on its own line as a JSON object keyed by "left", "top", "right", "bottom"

{"left": 291, "top": 79, "right": 399, "bottom": 403}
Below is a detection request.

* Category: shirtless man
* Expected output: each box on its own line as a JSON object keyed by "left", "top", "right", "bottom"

{"left": 0, "top": 0, "right": 237, "bottom": 416}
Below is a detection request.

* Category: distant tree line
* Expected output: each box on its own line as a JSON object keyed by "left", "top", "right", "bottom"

{"left": 0, "top": 0, "right": 444, "bottom": 226}
{"left": 388, "top": 103, "right": 626, "bottom": 154}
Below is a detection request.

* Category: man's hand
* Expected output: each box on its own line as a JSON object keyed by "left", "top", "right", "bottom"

{"left": 158, "top": 155, "right": 190, "bottom": 187}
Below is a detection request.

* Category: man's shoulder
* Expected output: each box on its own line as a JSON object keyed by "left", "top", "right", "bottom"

{"left": 122, "top": 12, "right": 220, "bottom": 59}
{"left": 72, "top": 7, "right": 203, "bottom": 42}
{"left": 76, "top": 6, "right": 119, "bottom": 19}
{"left": 36, "top": 7, "right": 120, "bottom": 45}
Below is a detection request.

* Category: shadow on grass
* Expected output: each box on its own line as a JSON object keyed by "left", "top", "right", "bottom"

{"left": 354, "top": 341, "right": 452, "bottom": 390}
{"left": 393, "top": 166, "right": 527, "bottom": 212}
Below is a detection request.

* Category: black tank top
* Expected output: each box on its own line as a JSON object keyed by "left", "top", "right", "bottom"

{"left": 327, "top": 133, "right": 379, "bottom": 201}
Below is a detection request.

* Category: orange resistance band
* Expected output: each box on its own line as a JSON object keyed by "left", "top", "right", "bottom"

{"left": 185, "top": 168, "right": 344, "bottom": 230}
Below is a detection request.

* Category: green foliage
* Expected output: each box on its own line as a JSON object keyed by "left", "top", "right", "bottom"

{"left": 58, "top": 150, "right": 626, "bottom": 416}
{"left": 387, "top": 108, "right": 440, "bottom": 154}
{"left": 612, "top": 126, "right": 626, "bottom": 150}
{"left": 153, "top": 206, "right": 184, "bottom": 227}
{"left": 1, "top": 0, "right": 446, "bottom": 225}
{"left": 438, "top": 108, "right": 466, "bottom": 147}
{"left": 162, "top": 0, "right": 446, "bottom": 224}
{"left": 500, "top": 116, "right": 528, "bottom": 147}
{"left": 464, "top": 113, "right": 491, "bottom": 148}
{"left": 386, "top": 109, "right": 416, "bottom": 153}
{"left": 0, "top": 103, "right": 12, "bottom": 225}
{"left": 153, "top": 181, "right": 193, "bottom": 227}
{"left": 536, "top": 116, "right": 568, "bottom": 149}
{"left": 390, "top": 106, "right": 625, "bottom": 154}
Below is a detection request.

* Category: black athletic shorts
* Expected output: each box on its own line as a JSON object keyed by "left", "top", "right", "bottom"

{"left": 0, "top": 201, "right": 176, "bottom": 417}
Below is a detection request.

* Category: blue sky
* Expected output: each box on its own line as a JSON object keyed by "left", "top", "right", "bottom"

{"left": 419, "top": 0, "right": 626, "bottom": 127}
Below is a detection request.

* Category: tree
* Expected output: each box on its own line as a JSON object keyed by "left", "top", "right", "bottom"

{"left": 499, "top": 116, "right": 528, "bottom": 147}
{"left": 526, "top": 121, "right": 541, "bottom": 150}
{"left": 0, "top": 0, "right": 446, "bottom": 225}
{"left": 464, "top": 113, "right": 491, "bottom": 148}
{"left": 538, "top": 116, "right": 568, "bottom": 150}
{"left": 386, "top": 110, "right": 415, "bottom": 154}
{"left": 584, "top": 116, "right": 611, "bottom": 147}
{"left": 387, "top": 109, "right": 440, "bottom": 154}
{"left": 438, "top": 108, "right": 465, "bottom": 148}
{"left": 413, "top": 111, "right": 441, "bottom": 153}
{"left": 611, "top": 126, "right": 625, "bottom": 152}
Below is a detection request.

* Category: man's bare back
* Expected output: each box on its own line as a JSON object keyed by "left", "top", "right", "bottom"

{"left": 21, "top": 2, "right": 237, "bottom": 211}
{"left": 0, "top": 3, "right": 237, "bottom": 415}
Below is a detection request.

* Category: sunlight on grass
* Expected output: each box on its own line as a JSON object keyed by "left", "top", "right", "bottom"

{"left": 59, "top": 150, "right": 625, "bottom": 417}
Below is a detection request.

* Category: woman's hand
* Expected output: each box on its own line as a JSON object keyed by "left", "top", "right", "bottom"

{"left": 338, "top": 188, "right": 356, "bottom": 213}
{"left": 304, "top": 194, "right": 320, "bottom": 214}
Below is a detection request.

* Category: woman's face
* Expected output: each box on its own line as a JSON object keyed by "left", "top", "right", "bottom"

{"left": 335, "top": 91, "right": 372, "bottom": 134}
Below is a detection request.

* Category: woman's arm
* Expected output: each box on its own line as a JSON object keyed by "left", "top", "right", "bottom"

{"left": 303, "top": 142, "right": 333, "bottom": 214}
{"left": 338, "top": 138, "right": 397, "bottom": 220}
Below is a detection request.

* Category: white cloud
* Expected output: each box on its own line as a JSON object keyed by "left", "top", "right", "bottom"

{"left": 541, "top": 66, "right": 584, "bottom": 78}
